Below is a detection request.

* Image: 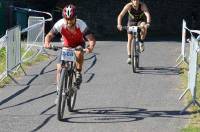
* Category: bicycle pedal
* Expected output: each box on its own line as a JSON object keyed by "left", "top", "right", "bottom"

{"left": 73, "top": 83, "right": 80, "bottom": 89}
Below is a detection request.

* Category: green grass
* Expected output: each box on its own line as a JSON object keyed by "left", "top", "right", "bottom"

{"left": 0, "top": 48, "right": 48, "bottom": 88}
{"left": 182, "top": 127, "right": 200, "bottom": 132}
{"left": 0, "top": 47, "right": 6, "bottom": 73}
{"left": 180, "top": 57, "right": 200, "bottom": 131}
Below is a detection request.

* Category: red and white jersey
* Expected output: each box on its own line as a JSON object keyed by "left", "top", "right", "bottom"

{"left": 52, "top": 18, "right": 88, "bottom": 48}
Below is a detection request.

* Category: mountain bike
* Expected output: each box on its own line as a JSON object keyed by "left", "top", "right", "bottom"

{"left": 50, "top": 45, "right": 84, "bottom": 121}
{"left": 122, "top": 26, "right": 142, "bottom": 73}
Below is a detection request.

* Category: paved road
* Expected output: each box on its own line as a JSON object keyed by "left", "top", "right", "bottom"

{"left": 0, "top": 41, "right": 190, "bottom": 132}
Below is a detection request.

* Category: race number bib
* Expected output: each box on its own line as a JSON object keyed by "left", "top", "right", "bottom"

{"left": 61, "top": 48, "right": 76, "bottom": 62}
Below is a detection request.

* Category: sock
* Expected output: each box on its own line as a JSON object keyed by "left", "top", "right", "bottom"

{"left": 56, "top": 85, "right": 59, "bottom": 95}
{"left": 76, "top": 69, "right": 81, "bottom": 73}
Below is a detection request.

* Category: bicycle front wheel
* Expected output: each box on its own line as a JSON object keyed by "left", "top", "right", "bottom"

{"left": 57, "top": 68, "right": 67, "bottom": 121}
{"left": 67, "top": 71, "right": 77, "bottom": 112}
{"left": 132, "top": 41, "right": 139, "bottom": 73}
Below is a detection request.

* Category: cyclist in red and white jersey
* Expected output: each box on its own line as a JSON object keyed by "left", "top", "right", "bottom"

{"left": 44, "top": 4, "right": 96, "bottom": 99}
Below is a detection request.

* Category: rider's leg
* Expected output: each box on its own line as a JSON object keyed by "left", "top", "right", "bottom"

{"left": 75, "top": 50, "right": 84, "bottom": 86}
{"left": 55, "top": 63, "right": 61, "bottom": 104}
{"left": 56, "top": 63, "right": 62, "bottom": 86}
{"left": 139, "top": 22, "right": 147, "bottom": 41}
{"left": 127, "top": 33, "right": 134, "bottom": 64}
{"left": 56, "top": 50, "right": 62, "bottom": 86}
{"left": 138, "top": 22, "right": 147, "bottom": 52}
{"left": 75, "top": 50, "right": 84, "bottom": 72}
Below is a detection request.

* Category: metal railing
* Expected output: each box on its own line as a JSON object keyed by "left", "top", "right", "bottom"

{"left": 6, "top": 26, "right": 21, "bottom": 72}
{"left": 0, "top": 34, "right": 7, "bottom": 50}
{"left": 178, "top": 20, "right": 200, "bottom": 114}
{"left": 0, "top": 26, "right": 23, "bottom": 83}
{"left": 21, "top": 16, "right": 45, "bottom": 62}
{"left": 0, "top": 7, "right": 52, "bottom": 83}
{"left": 17, "top": 6, "right": 53, "bottom": 62}
{"left": 0, "top": 33, "right": 8, "bottom": 81}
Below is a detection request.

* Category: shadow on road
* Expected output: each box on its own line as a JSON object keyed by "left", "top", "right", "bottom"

{"left": 61, "top": 107, "right": 191, "bottom": 123}
{"left": 136, "top": 66, "right": 182, "bottom": 75}
{"left": 0, "top": 91, "right": 56, "bottom": 110}
{"left": 30, "top": 114, "right": 55, "bottom": 132}
{"left": 83, "top": 53, "right": 97, "bottom": 83}
{"left": 0, "top": 57, "right": 56, "bottom": 106}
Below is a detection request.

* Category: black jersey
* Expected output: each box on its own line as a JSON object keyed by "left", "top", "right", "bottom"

{"left": 128, "top": 3, "right": 145, "bottom": 22}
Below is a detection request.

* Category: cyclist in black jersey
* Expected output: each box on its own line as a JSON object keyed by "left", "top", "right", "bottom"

{"left": 117, "top": 0, "right": 151, "bottom": 64}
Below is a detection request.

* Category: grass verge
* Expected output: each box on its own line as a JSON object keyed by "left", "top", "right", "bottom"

{"left": 0, "top": 47, "right": 6, "bottom": 73}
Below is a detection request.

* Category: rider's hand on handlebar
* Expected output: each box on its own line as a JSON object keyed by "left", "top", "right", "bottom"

{"left": 50, "top": 45, "right": 59, "bottom": 51}
{"left": 44, "top": 42, "right": 51, "bottom": 49}
{"left": 83, "top": 48, "right": 92, "bottom": 54}
{"left": 117, "top": 25, "right": 123, "bottom": 31}
{"left": 146, "top": 23, "right": 150, "bottom": 28}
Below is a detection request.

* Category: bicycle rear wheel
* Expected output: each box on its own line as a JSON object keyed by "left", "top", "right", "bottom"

{"left": 67, "top": 71, "right": 77, "bottom": 112}
{"left": 57, "top": 68, "right": 67, "bottom": 121}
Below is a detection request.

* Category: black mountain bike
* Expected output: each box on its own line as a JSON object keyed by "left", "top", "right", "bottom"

{"left": 50, "top": 45, "right": 84, "bottom": 121}
{"left": 122, "top": 26, "right": 142, "bottom": 73}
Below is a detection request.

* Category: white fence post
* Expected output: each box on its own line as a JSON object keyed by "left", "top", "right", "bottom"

{"left": 175, "top": 19, "right": 187, "bottom": 67}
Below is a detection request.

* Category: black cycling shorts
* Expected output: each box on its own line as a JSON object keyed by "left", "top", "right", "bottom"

{"left": 127, "top": 19, "right": 146, "bottom": 34}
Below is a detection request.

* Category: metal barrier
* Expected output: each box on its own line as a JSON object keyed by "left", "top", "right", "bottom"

{"left": 7, "top": 26, "right": 21, "bottom": 72}
{"left": 21, "top": 16, "right": 45, "bottom": 62}
{"left": 0, "top": 7, "right": 52, "bottom": 84}
{"left": 179, "top": 26, "right": 200, "bottom": 114}
{"left": 27, "top": 16, "right": 44, "bottom": 46}
{"left": 0, "top": 34, "right": 7, "bottom": 50}
{"left": 16, "top": 6, "right": 53, "bottom": 62}
{"left": 0, "top": 26, "right": 25, "bottom": 84}
{"left": 0, "top": 33, "right": 8, "bottom": 81}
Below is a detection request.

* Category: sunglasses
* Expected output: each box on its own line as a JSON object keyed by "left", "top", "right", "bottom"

{"left": 65, "top": 17, "right": 76, "bottom": 21}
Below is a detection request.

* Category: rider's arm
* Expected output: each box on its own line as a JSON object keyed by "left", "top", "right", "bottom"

{"left": 44, "top": 31, "right": 55, "bottom": 48}
{"left": 141, "top": 3, "right": 151, "bottom": 25}
{"left": 77, "top": 19, "right": 96, "bottom": 53}
{"left": 84, "top": 32, "right": 96, "bottom": 53}
{"left": 117, "top": 3, "right": 131, "bottom": 30}
{"left": 44, "top": 20, "right": 62, "bottom": 48}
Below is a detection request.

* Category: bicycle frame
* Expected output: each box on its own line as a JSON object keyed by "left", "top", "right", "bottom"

{"left": 61, "top": 60, "right": 76, "bottom": 96}
{"left": 126, "top": 26, "right": 140, "bottom": 73}
{"left": 57, "top": 47, "right": 78, "bottom": 120}
{"left": 128, "top": 26, "right": 140, "bottom": 48}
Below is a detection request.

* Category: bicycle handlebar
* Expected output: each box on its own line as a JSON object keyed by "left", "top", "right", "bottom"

{"left": 121, "top": 26, "right": 142, "bottom": 34}
{"left": 122, "top": 25, "right": 143, "bottom": 31}
{"left": 48, "top": 45, "right": 85, "bottom": 53}
{"left": 122, "top": 26, "right": 128, "bottom": 30}
{"left": 121, "top": 23, "right": 150, "bottom": 31}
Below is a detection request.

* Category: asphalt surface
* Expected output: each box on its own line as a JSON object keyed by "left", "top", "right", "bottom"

{"left": 0, "top": 41, "right": 190, "bottom": 132}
